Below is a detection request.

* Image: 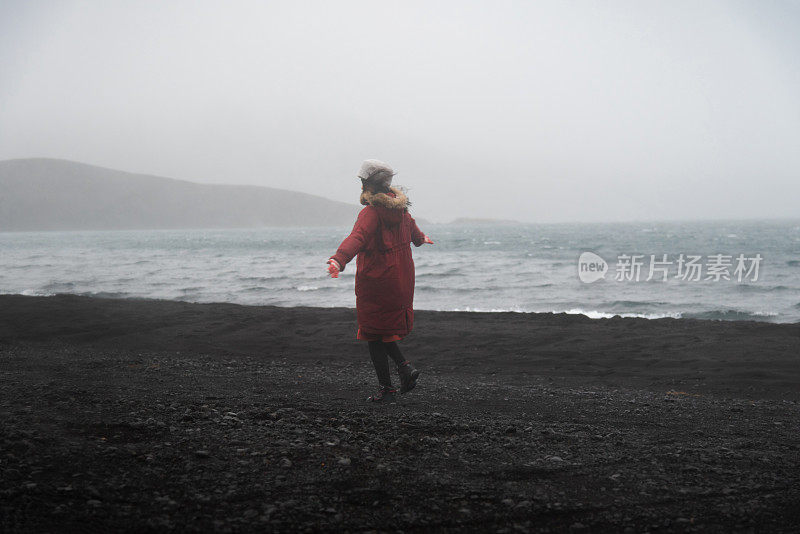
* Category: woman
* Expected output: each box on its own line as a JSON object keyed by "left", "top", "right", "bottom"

{"left": 326, "top": 159, "right": 434, "bottom": 403}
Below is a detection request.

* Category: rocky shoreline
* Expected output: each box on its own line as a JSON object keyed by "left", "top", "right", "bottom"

{"left": 1, "top": 295, "right": 799, "bottom": 532}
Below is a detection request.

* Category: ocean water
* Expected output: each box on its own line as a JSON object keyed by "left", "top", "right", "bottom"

{"left": 1, "top": 220, "right": 799, "bottom": 323}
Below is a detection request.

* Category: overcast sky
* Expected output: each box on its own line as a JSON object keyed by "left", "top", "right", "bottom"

{"left": 1, "top": 0, "right": 798, "bottom": 223}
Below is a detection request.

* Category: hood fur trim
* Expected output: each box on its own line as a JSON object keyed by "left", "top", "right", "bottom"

{"left": 360, "top": 186, "right": 408, "bottom": 210}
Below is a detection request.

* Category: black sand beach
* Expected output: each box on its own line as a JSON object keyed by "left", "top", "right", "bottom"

{"left": 1, "top": 294, "right": 799, "bottom": 532}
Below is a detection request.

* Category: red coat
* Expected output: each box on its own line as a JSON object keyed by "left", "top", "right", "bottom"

{"left": 330, "top": 187, "right": 426, "bottom": 340}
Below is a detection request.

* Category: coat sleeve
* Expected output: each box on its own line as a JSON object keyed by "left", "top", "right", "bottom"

{"left": 329, "top": 207, "right": 379, "bottom": 272}
{"left": 409, "top": 215, "right": 426, "bottom": 247}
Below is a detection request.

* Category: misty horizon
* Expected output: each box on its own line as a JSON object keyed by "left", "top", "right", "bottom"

{"left": 3, "top": 157, "right": 800, "bottom": 228}
{"left": 2, "top": 1, "right": 799, "bottom": 224}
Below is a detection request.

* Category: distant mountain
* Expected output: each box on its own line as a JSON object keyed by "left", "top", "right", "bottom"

{"left": 0, "top": 158, "right": 363, "bottom": 231}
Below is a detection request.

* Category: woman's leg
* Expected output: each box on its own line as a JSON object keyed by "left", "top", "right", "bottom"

{"left": 383, "top": 341, "right": 406, "bottom": 365}
{"left": 368, "top": 340, "right": 392, "bottom": 388}
{"left": 385, "top": 341, "right": 420, "bottom": 393}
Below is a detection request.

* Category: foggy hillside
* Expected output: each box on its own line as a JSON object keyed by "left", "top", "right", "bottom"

{"left": 0, "top": 159, "right": 363, "bottom": 231}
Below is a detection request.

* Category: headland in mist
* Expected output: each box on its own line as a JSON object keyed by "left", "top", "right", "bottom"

{"left": 0, "top": 158, "right": 364, "bottom": 231}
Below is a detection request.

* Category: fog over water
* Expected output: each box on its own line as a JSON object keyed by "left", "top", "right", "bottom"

{"left": 1, "top": 1, "right": 799, "bottom": 223}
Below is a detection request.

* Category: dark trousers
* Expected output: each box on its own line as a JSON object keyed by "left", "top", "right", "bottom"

{"left": 368, "top": 341, "right": 405, "bottom": 388}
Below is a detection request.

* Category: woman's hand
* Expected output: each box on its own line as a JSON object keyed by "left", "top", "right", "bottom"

{"left": 326, "top": 258, "right": 341, "bottom": 278}
{"left": 423, "top": 235, "right": 434, "bottom": 245}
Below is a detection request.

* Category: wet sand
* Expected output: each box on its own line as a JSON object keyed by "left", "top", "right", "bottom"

{"left": 1, "top": 294, "right": 799, "bottom": 532}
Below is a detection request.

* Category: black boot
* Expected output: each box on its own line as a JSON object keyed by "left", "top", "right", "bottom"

{"left": 367, "top": 385, "right": 397, "bottom": 403}
{"left": 397, "top": 360, "right": 420, "bottom": 393}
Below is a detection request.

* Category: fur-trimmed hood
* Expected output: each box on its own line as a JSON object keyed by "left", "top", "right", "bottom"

{"left": 360, "top": 186, "right": 408, "bottom": 210}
